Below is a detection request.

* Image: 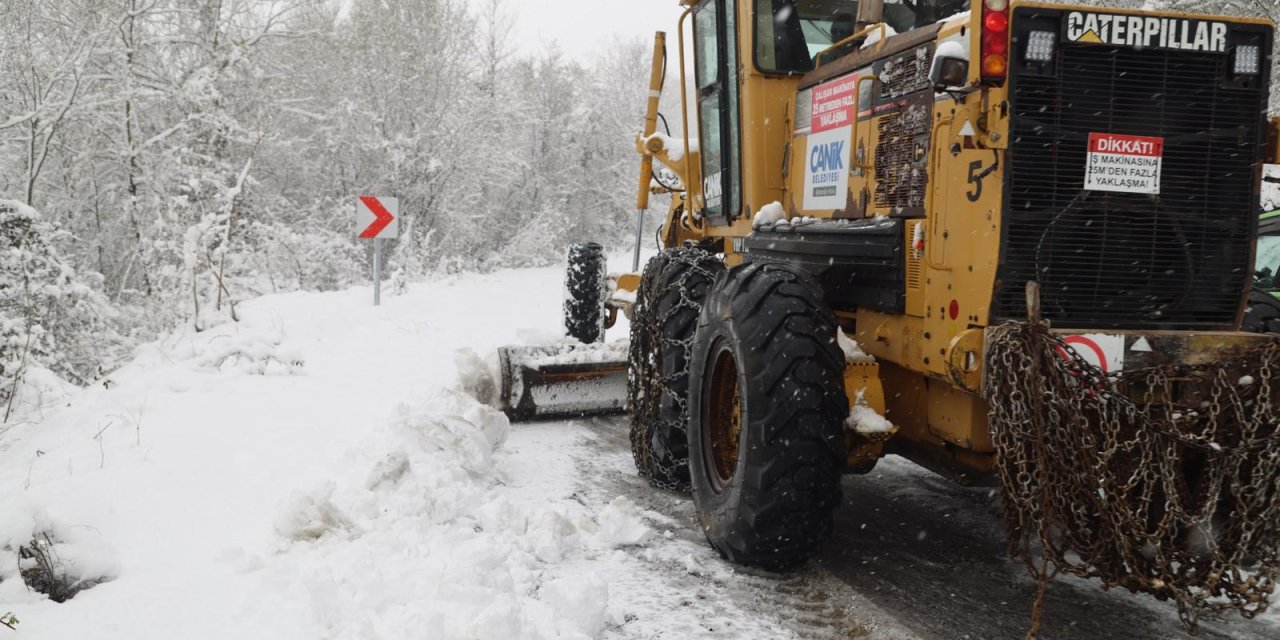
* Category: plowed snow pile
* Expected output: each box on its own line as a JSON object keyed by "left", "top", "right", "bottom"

{"left": 255, "top": 390, "right": 634, "bottom": 639}
{"left": 0, "top": 265, "right": 814, "bottom": 639}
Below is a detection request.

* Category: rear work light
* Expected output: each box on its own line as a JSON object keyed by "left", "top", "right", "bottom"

{"left": 981, "top": 0, "right": 1010, "bottom": 81}
{"left": 1025, "top": 30, "right": 1057, "bottom": 63}
{"left": 1235, "top": 44, "right": 1261, "bottom": 76}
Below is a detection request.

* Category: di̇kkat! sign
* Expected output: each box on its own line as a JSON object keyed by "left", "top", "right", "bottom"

{"left": 1084, "top": 132, "right": 1164, "bottom": 195}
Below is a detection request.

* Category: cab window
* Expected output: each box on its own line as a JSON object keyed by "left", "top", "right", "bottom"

{"left": 695, "top": 3, "right": 720, "bottom": 89}
{"left": 755, "top": 0, "right": 858, "bottom": 73}
{"left": 754, "top": 0, "right": 972, "bottom": 74}
{"left": 885, "top": 0, "right": 971, "bottom": 32}
{"left": 694, "top": 0, "right": 742, "bottom": 222}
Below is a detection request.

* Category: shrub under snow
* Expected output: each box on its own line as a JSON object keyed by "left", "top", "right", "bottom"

{"left": 0, "top": 200, "right": 119, "bottom": 410}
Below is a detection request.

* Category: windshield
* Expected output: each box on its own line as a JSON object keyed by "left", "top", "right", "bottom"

{"left": 885, "top": 0, "right": 972, "bottom": 32}
{"left": 755, "top": 0, "right": 971, "bottom": 74}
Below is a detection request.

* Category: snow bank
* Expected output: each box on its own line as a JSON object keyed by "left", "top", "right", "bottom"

{"left": 538, "top": 575, "right": 609, "bottom": 637}
{"left": 261, "top": 389, "right": 657, "bottom": 639}
{"left": 454, "top": 346, "right": 500, "bottom": 406}
{"left": 133, "top": 313, "right": 305, "bottom": 376}
{"left": 0, "top": 266, "right": 813, "bottom": 639}
{"left": 0, "top": 271, "right": 580, "bottom": 638}
{"left": 596, "top": 496, "right": 654, "bottom": 548}
{"left": 273, "top": 481, "right": 356, "bottom": 542}
{"left": 2, "top": 364, "right": 76, "bottom": 425}
{"left": 192, "top": 336, "right": 305, "bottom": 375}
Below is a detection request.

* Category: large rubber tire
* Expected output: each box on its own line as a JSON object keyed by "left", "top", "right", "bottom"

{"left": 628, "top": 248, "right": 724, "bottom": 490}
{"left": 687, "top": 261, "right": 848, "bottom": 571}
{"left": 564, "top": 243, "right": 608, "bottom": 344}
{"left": 1243, "top": 287, "right": 1280, "bottom": 334}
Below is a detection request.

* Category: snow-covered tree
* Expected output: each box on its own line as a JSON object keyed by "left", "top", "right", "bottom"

{"left": 0, "top": 200, "right": 118, "bottom": 410}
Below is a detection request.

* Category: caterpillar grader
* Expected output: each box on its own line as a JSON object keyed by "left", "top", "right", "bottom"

{"left": 499, "top": 0, "right": 1280, "bottom": 630}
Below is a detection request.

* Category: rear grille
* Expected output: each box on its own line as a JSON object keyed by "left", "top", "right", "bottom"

{"left": 999, "top": 38, "right": 1268, "bottom": 329}
{"left": 874, "top": 48, "right": 933, "bottom": 214}
{"left": 874, "top": 103, "right": 930, "bottom": 212}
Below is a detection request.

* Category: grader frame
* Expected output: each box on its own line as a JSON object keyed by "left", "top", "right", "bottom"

{"left": 632, "top": 0, "right": 1280, "bottom": 482}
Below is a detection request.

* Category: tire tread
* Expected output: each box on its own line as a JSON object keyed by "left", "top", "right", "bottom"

{"left": 690, "top": 261, "right": 847, "bottom": 571}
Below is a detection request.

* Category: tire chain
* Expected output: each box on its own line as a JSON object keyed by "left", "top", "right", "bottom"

{"left": 984, "top": 320, "right": 1280, "bottom": 632}
{"left": 629, "top": 248, "right": 722, "bottom": 490}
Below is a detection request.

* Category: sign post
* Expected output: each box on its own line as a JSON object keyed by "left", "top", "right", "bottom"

{"left": 374, "top": 237, "right": 383, "bottom": 306}
{"left": 356, "top": 195, "right": 399, "bottom": 306}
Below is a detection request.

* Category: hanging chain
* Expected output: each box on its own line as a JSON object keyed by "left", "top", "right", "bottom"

{"left": 985, "top": 320, "right": 1280, "bottom": 634}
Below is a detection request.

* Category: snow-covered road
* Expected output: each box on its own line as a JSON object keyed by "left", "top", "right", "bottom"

{"left": 0, "top": 264, "right": 1277, "bottom": 639}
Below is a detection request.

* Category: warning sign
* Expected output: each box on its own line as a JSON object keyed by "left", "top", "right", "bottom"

{"left": 1058, "top": 334, "right": 1126, "bottom": 373}
{"left": 1084, "top": 132, "right": 1164, "bottom": 195}
{"left": 804, "top": 76, "right": 858, "bottom": 210}
{"left": 811, "top": 75, "right": 857, "bottom": 133}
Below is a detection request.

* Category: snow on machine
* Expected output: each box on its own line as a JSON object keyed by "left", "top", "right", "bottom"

{"left": 501, "top": 0, "right": 1280, "bottom": 632}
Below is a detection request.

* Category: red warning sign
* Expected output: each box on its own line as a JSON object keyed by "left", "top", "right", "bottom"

{"left": 810, "top": 75, "right": 858, "bottom": 133}
{"left": 1057, "top": 334, "right": 1126, "bottom": 373}
{"left": 1085, "top": 132, "right": 1164, "bottom": 195}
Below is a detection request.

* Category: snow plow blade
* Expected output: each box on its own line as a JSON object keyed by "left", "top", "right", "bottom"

{"left": 497, "top": 343, "right": 628, "bottom": 421}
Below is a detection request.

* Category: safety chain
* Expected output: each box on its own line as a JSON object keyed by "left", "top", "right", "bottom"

{"left": 985, "top": 320, "right": 1280, "bottom": 635}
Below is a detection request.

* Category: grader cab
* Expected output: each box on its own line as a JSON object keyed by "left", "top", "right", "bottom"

{"left": 502, "top": 0, "right": 1280, "bottom": 630}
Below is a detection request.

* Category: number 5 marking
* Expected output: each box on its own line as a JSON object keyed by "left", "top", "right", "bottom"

{"left": 966, "top": 153, "right": 1000, "bottom": 202}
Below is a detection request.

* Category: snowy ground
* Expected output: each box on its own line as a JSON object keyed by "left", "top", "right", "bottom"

{"left": 0, "top": 262, "right": 914, "bottom": 640}
{"left": 1, "top": 262, "right": 1277, "bottom": 639}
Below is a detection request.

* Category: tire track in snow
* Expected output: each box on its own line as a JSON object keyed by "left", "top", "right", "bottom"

{"left": 821, "top": 457, "right": 1280, "bottom": 640}
{"left": 569, "top": 416, "right": 920, "bottom": 640}
{"left": 569, "top": 417, "right": 1280, "bottom": 640}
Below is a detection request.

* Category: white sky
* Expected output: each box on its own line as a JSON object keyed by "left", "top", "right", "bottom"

{"left": 497, "top": 0, "right": 687, "bottom": 60}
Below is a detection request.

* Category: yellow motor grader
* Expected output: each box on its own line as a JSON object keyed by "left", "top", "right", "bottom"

{"left": 501, "top": 0, "right": 1280, "bottom": 629}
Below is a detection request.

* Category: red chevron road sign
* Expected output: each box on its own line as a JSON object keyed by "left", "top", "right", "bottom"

{"left": 357, "top": 196, "right": 399, "bottom": 239}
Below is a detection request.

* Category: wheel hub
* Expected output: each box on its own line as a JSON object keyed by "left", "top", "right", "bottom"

{"left": 705, "top": 345, "right": 742, "bottom": 491}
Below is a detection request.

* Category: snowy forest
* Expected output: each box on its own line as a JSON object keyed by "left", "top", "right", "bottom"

{"left": 0, "top": 0, "right": 655, "bottom": 409}
{"left": 0, "top": 0, "right": 1278, "bottom": 412}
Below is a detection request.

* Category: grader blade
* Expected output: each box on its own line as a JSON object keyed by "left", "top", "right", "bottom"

{"left": 497, "top": 343, "right": 628, "bottom": 422}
